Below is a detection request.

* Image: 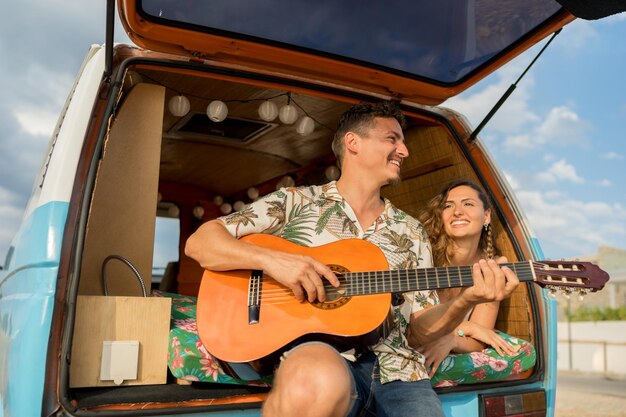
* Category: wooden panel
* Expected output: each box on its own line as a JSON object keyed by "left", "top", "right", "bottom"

{"left": 70, "top": 295, "right": 172, "bottom": 388}
{"left": 79, "top": 83, "right": 165, "bottom": 295}
{"left": 496, "top": 284, "right": 534, "bottom": 344}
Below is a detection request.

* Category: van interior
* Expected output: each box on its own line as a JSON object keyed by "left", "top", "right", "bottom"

{"left": 65, "top": 57, "right": 540, "bottom": 412}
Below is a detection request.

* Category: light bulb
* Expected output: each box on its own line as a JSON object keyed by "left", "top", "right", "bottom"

{"left": 207, "top": 100, "right": 228, "bottom": 122}
{"left": 325, "top": 165, "right": 340, "bottom": 181}
{"left": 192, "top": 206, "right": 205, "bottom": 219}
{"left": 167, "top": 205, "right": 180, "bottom": 218}
{"left": 247, "top": 187, "right": 259, "bottom": 200}
{"left": 233, "top": 201, "right": 245, "bottom": 211}
{"left": 168, "top": 95, "right": 191, "bottom": 117}
{"left": 282, "top": 175, "right": 295, "bottom": 187}
{"left": 258, "top": 100, "right": 279, "bottom": 121}
{"left": 279, "top": 104, "right": 298, "bottom": 124}
{"left": 213, "top": 195, "right": 224, "bottom": 206}
{"left": 296, "top": 116, "right": 315, "bottom": 136}
{"left": 220, "top": 203, "right": 233, "bottom": 215}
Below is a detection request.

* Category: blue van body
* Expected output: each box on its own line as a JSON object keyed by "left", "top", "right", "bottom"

{"left": 2, "top": 0, "right": 617, "bottom": 415}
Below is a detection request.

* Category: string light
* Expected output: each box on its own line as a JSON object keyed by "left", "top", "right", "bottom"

{"left": 258, "top": 100, "right": 279, "bottom": 122}
{"left": 168, "top": 94, "right": 191, "bottom": 117}
{"left": 132, "top": 72, "right": 334, "bottom": 134}
{"left": 325, "top": 165, "right": 340, "bottom": 181}
{"left": 207, "top": 100, "right": 228, "bottom": 122}
{"left": 167, "top": 205, "right": 180, "bottom": 218}
{"left": 279, "top": 104, "right": 298, "bottom": 124}
{"left": 220, "top": 203, "right": 233, "bottom": 215}
{"left": 276, "top": 175, "right": 296, "bottom": 190}
{"left": 296, "top": 116, "right": 315, "bottom": 136}
{"left": 192, "top": 205, "right": 205, "bottom": 219}
{"left": 247, "top": 187, "right": 259, "bottom": 200}
{"left": 278, "top": 92, "right": 298, "bottom": 124}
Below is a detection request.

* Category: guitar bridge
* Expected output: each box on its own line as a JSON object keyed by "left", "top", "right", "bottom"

{"left": 248, "top": 270, "right": 263, "bottom": 324}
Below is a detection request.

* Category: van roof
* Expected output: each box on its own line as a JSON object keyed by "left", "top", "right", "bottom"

{"left": 118, "top": 0, "right": 575, "bottom": 105}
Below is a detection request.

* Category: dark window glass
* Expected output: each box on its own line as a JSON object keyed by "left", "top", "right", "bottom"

{"left": 139, "top": 0, "right": 562, "bottom": 84}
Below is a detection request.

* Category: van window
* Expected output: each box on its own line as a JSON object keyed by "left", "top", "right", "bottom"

{"left": 139, "top": 0, "right": 562, "bottom": 83}
{"left": 152, "top": 212, "right": 180, "bottom": 289}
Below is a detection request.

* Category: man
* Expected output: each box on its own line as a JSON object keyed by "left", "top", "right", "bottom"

{"left": 185, "top": 101, "right": 518, "bottom": 417}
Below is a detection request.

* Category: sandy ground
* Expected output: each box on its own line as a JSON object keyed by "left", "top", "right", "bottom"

{"left": 555, "top": 372, "right": 626, "bottom": 417}
{"left": 556, "top": 389, "right": 626, "bottom": 417}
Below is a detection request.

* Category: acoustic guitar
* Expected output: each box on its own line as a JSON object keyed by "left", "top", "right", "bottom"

{"left": 197, "top": 234, "right": 609, "bottom": 363}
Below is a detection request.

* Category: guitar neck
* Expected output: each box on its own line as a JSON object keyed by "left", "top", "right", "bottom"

{"left": 339, "top": 261, "right": 536, "bottom": 296}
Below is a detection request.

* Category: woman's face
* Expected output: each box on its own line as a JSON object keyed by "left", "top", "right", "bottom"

{"left": 441, "top": 185, "right": 491, "bottom": 240}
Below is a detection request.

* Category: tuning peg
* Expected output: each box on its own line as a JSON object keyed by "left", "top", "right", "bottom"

{"left": 562, "top": 287, "right": 572, "bottom": 300}
{"left": 578, "top": 288, "right": 589, "bottom": 301}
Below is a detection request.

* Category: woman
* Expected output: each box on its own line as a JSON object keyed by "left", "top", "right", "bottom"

{"left": 417, "top": 179, "right": 536, "bottom": 387}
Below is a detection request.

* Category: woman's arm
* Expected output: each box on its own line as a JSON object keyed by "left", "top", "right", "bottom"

{"left": 407, "top": 259, "right": 519, "bottom": 347}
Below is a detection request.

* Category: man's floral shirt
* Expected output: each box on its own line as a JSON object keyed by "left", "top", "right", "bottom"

{"left": 219, "top": 181, "right": 438, "bottom": 383}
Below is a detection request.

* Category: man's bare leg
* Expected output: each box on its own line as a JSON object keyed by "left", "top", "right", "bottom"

{"left": 262, "top": 344, "right": 353, "bottom": 417}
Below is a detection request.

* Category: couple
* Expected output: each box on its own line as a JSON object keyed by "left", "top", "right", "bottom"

{"left": 186, "top": 101, "right": 534, "bottom": 417}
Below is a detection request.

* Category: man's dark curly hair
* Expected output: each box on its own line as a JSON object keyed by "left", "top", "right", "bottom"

{"left": 332, "top": 101, "right": 406, "bottom": 164}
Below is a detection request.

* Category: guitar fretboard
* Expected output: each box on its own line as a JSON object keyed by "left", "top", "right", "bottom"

{"left": 338, "top": 261, "right": 535, "bottom": 296}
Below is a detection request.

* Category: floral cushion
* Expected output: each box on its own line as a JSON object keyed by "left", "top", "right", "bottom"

{"left": 153, "top": 291, "right": 534, "bottom": 387}
{"left": 152, "top": 290, "right": 272, "bottom": 386}
{"left": 430, "top": 331, "right": 536, "bottom": 387}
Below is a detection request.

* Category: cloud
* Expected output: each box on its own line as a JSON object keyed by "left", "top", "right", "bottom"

{"left": 446, "top": 58, "right": 590, "bottom": 155}
{"left": 601, "top": 151, "right": 624, "bottom": 160}
{"left": 0, "top": 186, "right": 25, "bottom": 253}
{"left": 503, "top": 171, "right": 520, "bottom": 191}
{"left": 556, "top": 19, "right": 599, "bottom": 51}
{"left": 536, "top": 159, "right": 585, "bottom": 184}
{"left": 517, "top": 190, "right": 626, "bottom": 258}
{"left": 14, "top": 106, "right": 59, "bottom": 137}
{"left": 536, "top": 106, "right": 589, "bottom": 146}
{"left": 597, "top": 179, "right": 612, "bottom": 187}
{"left": 501, "top": 105, "right": 589, "bottom": 153}
{"left": 444, "top": 61, "right": 540, "bottom": 135}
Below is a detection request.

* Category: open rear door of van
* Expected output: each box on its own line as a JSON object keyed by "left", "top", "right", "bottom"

{"left": 117, "top": 0, "right": 581, "bottom": 105}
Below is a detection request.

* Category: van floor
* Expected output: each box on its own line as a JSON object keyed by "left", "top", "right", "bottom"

{"left": 72, "top": 383, "right": 269, "bottom": 409}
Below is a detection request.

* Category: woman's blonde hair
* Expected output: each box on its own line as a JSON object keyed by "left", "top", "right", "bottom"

{"left": 419, "top": 179, "right": 497, "bottom": 267}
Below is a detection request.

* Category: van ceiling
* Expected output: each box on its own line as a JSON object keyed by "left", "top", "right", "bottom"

{"left": 134, "top": 68, "right": 352, "bottom": 197}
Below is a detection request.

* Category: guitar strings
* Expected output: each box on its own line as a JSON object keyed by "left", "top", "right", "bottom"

{"left": 251, "top": 262, "right": 537, "bottom": 305}
{"left": 245, "top": 260, "right": 591, "bottom": 306}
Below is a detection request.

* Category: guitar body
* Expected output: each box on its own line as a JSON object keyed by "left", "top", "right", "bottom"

{"left": 197, "top": 234, "right": 391, "bottom": 363}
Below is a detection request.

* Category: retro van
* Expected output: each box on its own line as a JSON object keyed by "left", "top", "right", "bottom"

{"left": 0, "top": 0, "right": 617, "bottom": 416}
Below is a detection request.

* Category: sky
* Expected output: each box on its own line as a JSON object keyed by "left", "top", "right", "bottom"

{"left": 0, "top": 1, "right": 625, "bottom": 266}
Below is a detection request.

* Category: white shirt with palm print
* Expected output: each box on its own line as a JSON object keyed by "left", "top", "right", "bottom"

{"left": 219, "top": 181, "right": 438, "bottom": 383}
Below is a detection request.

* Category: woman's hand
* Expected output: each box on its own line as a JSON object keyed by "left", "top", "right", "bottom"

{"left": 416, "top": 331, "right": 456, "bottom": 378}
{"left": 460, "top": 259, "right": 519, "bottom": 305}
{"left": 464, "top": 322, "right": 518, "bottom": 357}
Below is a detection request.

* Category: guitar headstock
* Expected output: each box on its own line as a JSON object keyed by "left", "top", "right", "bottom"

{"left": 532, "top": 260, "right": 610, "bottom": 298}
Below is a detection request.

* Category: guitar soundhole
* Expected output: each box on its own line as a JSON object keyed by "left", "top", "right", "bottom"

{"left": 311, "top": 264, "right": 351, "bottom": 310}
